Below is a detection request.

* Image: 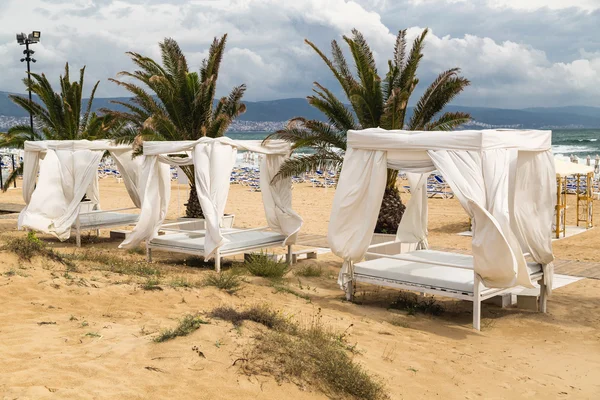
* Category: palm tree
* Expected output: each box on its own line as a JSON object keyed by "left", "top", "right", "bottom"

{"left": 268, "top": 28, "right": 470, "bottom": 233}
{"left": 0, "top": 63, "right": 111, "bottom": 190}
{"left": 105, "top": 35, "right": 246, "bottom": 218}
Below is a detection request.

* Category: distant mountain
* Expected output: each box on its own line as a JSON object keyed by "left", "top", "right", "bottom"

{"left": 2, "top": 91, "right": 600, "bottom": 128}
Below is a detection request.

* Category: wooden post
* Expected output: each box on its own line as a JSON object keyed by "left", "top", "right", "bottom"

{"left": 576, "top": 173, "right": 581, "bottom": 227}
{"left": 555, "top": 175, "right": 561, "bottom": 239}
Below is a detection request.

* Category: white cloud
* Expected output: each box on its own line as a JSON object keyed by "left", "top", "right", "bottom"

{"left": 0, "top": 0, "right": 598, "bottom": 108}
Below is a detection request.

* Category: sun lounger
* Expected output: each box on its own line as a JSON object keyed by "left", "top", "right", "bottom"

{"left": 146, "top": 226, "right": 290, "bottom": 272}
{"left": 351, "top": 248, "right": 546, "bottom": 330}
{"left": 72, "top": 204, "right": 139, "bottom": 247}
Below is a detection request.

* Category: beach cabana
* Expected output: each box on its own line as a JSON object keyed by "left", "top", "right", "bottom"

{"left": 554, "top": 159, "right": 594, "bottom": 238}
{"left": 119, "top": 137, "right": 303, "bottom": 271}
{"left": 328, "top": 128, "right": 556, "bottom": 330}
{"left": 19, "top": 140, "right": 148, "bottom": 246}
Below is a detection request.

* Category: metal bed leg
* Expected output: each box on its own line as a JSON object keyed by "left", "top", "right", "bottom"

{"left": 539, "top": 278, "right": 547, "bottom": 313}
{"left": 96, "top": 229, "right": 100, "bottom": 237}
{"left": 146, "top": 246, "right": 152, "bottom": 263}
{"left": 76, "top": 230, "right": 81, "bottom": 248}
{"left": 345, "top": 279, "right": 354, "bottom": 301}
{"left": 215, "top": 252, "right": 221, "bottom": 273}
{"left": 286, "top": 245, "right": 293, "bottom": 265}
{"left": 473, "top": 273, "right": 481, "bottom": 330}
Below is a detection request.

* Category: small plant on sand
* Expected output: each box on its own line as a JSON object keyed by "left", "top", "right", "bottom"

{"left": 244, "top": 252, "right": 289, "bottom": 279}
{"left": 389, "top": 292, "right": 444, "bottom": 316}
{"left": 169, "top": 276, "right": 198, "bottom": 289}
{"left": 293, "top": 264, "right": 323, "bottom": 277}
{"left": 153, "top": 313, "right": 209, "bottom": 343}
{"left": 142, "top": 277, "right": 162, "bottom": 291}
{"left": 209, "top": 304, "right": 291, "bottom": 331}
{"left": 272, "top": 284, "right": 311, "bottom": 302}
{"left": 203, "top": 271, "right": 242, "bottom": 294}
{"left": 3, "top": 232, "right": 76, "bottom": 269}
{"left": 211, "top": 305, "right": 388, "bottom": 400}
{"left": 67, "top": 251, "right": 160, "bottom": 277}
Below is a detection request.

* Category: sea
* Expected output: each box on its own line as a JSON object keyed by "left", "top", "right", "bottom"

{"left": 226, "top": 128, "right": 600, "bottom": 161}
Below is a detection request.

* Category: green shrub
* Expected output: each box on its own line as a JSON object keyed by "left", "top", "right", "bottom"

{"left": 154, "top": 314, "right": 208, "bottom": 342}
{"left": 203, "top": 271, "right": 242, "bottom": 294}
{"left": 293, "top": 264, "right": 323, "bottom": 277}
{"left": 244, "top": 252, "right": 289, "bottom": 279}
{"left": 389, "top": 292, "right": 444, "bottom": 316}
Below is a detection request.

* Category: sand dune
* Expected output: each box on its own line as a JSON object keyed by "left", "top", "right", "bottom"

{"left": 1, "top": 179, "right": 599, "bottom": 399}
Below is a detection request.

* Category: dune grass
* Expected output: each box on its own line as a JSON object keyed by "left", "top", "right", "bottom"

{"left": 210, "top": 305, "right": 388, "bottom": 400}
{"left": 153, "top": 313, "right": 209, "bottom": 343}
{"left": 203, "top": 271, "right": 243, "bottom": 294}
{"left": 389, "top": 292, "right": 444, "bottom": 316}
{"left": 244, "top": 252, "right": 289, "bottom": 279}
{"left": 293, "top": 264, "right": 323, "bottom": 278}
{"left": 66, "top": 251, "right": 161, "bottom": 277}
{"left": 3, "top": 232, "right": 77, "bottom": 270}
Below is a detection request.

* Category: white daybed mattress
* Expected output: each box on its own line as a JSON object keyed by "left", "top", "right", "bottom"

{"left": 150, "top": 229, "right": 286, "bottom": 253}
{"left": 354, "top": 250, "right": 542, "bottom": 294}
{"left": 77, "top": 212, "right": 140, "bottom": 228}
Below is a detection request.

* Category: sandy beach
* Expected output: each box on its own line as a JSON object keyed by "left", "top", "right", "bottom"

{"left": 1, "top": 178, "right": 600, "bottom": 399}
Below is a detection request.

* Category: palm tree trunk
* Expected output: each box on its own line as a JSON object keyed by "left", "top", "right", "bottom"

{"left": 375, "top": 169, "right": 406, "bottom": 234}
{"left": 185, "top": 184, "right": 205, "bottom": 218}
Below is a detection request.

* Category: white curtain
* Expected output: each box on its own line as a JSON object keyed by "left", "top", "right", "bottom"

{"left": 191, "top": 141, "right": 237, "bottom": 258}
{"left": 395, "top": 172, "right": 429, "bottom": 247}
{"left": 428, "top": 150, "right": 528, "bottom": 288}
{"left": 327, "top": 148, "right": 387, "bottom": 287}
{"left": 20, "top": 148, "right": 104, "bottom": 240}
{"left": 110, "top": 149, "right": 144, "bottom": 208}
{"left": 511, "top": 150, "right": 556, "bottom": 293}
{"left": 119, "top": 156, "right": 171, "bottom": 249}
{"left": 261, "top": 152, "right": 303, "bottom": 245}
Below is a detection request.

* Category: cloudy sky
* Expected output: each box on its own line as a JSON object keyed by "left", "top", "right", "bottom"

{"left": 0, "top": 0, "right": 599, "bottom": 108}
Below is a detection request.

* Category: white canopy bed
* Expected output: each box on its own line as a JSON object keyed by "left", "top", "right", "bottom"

{"left": 119, "top": 137, "right": 303, "bottom": 272}
{"left": 328, "top": 128, "right": 556, "bottom": 330}
{"left": 18, "top": 140, "right": 146, "bottom": 247}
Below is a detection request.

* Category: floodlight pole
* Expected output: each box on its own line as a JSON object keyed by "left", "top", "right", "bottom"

{"left": 25, "top": 40, "right": 33, "bottom": 132}
{"left": 17, "top": 32, "right": 40, "bottom": 133}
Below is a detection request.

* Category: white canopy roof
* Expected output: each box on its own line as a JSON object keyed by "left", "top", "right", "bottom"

{"left": 120, "top": 137, "right": 303, "bottom": 258}
{"left": 328, "top": 128, "right": 555, "bottom": 293}
{"left": 554, "top": 158, "right": 594, "bottom": 177}
{"left": 18, "top": 140, "right": 143, "bottom": 240}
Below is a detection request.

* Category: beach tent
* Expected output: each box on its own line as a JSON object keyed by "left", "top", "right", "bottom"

{"left": 328, "top": 128, "right": 556, "bottom": 329}
{"left": 119, "top": 137, "right": 303, "bottom": 271}
{"left": 554, "top": 158, "right": 594, "bottom": 237}
{"left": 18, "top": 140, "right": 151, "bottom": 246}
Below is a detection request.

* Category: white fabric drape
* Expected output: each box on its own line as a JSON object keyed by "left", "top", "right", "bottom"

{"left": 110, "top": 149, "right": 144, "bottom": 208}
{"left": 428, "top": 150, "right": 530, "bottom": 288}
{"left": 20, "top": 148, "right": 104, "bottom": 240}
{"left": 120, "top": 137, "right": 303, "bottom": 257}
{"left": 511, "top": 150, "right": 556, "bottom": 292}
{"left": 328, "top": 129, "right": 555, "bottom": 292}
{"left": 18, "top": 140, "right": 143, "bottom": 240}
{"left": 328, "top": 148, "right": 387, "bottom": 287}
{"left": 395, "top": 172, "right": 429, "bottom": 248}
{"left": 191, "top": 141, "right": 237, "bottom": 258}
